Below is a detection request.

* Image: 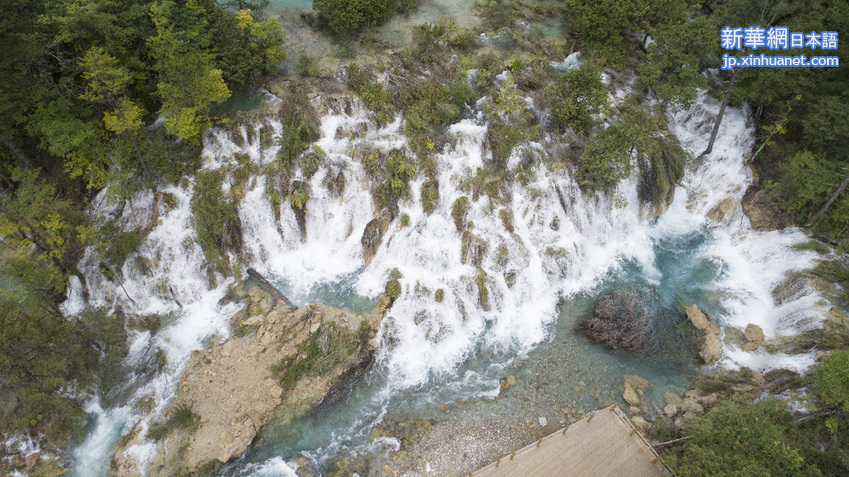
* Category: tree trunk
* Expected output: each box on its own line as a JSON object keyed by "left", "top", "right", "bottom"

{"left": 2, "top": 134, "right": 35, "bottom": 169}
{"left": 806, "top": 171, "right": 849, "bottom": 227}
{"left": 700, "top": 67, "right": 739, "bottom": 159}
{"left": 126, "top": 127, "right": 154, "bottom": 182}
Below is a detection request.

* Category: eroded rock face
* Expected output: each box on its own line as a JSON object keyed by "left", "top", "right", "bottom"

{"left": 111, "top": 303, "right": 376, "bottom": 476}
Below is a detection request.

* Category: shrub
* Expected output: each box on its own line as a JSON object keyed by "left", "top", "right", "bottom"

{"left": 277, "top": 84, "right": 320, "bottom": 166}
{"left": 191, "top": 170, "right": 241, "bottom": 272}
{"left": 400, "top": 213, "right": 410, "bottom": 227}
{"left": 544, "top": 61, "right": 608, "bottom": 135}
{"left": 575, "top": 122, "right": 633, "bottom": 192}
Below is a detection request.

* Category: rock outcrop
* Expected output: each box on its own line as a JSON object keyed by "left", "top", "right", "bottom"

{"left": 741, "top": 186, "right": 793, "bottom": 231}
{"left": 110, "top": 302, "right": 377, "bottom": 476}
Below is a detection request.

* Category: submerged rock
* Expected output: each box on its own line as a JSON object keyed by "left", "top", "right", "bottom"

{"left": 685, "top": 304, "right": 720, "bottom": 335}
{"left": 622, "top": 383, "right": 641, "bottom": 406}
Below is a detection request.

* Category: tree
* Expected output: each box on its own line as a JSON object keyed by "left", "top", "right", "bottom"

{"left": 637, "top": 14, "right": 715, "bottom": 107}
{"left": 313, "top": 0, "right": 394, "bottom": 33}
{"left": 544, "top": 61, "right": 608, "bottom": 135}
{"left": 665, "top": 399, "right": 820, "bottom": 476}
{"left": 148, "top": 0, "right": 230, "bottom": 142}
{"left": 80, "top": 47, "right": 153, "bottom": 180}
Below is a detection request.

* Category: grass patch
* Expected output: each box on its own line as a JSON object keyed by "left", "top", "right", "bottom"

{"left": 147, "top": 402, "right": 201, "bottom": 441}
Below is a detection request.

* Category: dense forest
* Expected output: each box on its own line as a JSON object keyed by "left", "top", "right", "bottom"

{"left": 1, "top": 0, "right": 848, "bottom": 474}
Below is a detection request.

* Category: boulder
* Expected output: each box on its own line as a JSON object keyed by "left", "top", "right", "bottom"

{"left": 741, "top": 186, "right": 793, "bottom": 231}
{"left": 631, "top": 416, "right": 649, "bottom": 432}
{"left": 744, "top": 323, "right": 765, "bottom": 343}
{"left": 686, "top": 304, "right": 721, "bottom": 335}
{"left": 115, "top": 303, "right": 378, "bottom": 476}
{"left": 700, "top": 332, "right": 723, "bottom": 365}
{"left": 681, "top": 398, "right": 705, "bottom": 416}
{"left": 663, "top": 403, "right": 679, "bottom": 417}
{"left": 361, "top": 209, "right": 393, "bottom": 265}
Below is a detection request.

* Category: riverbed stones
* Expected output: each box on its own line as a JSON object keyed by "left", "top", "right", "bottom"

{"left": 663, "top": 403, "right": 679, "bottom": 417}
{"left": 624, "top": 374, "right": 651, "bottom": 391}
{"left": 631, "top": 416, "right": 650, "bottom": 432}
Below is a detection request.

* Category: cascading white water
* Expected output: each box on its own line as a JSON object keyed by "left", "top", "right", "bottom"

{"left": 65, "top": 76, "right": 833, "bottom": 475}
{"left": 667, "top": 90, "right": 827, "bottom": 372}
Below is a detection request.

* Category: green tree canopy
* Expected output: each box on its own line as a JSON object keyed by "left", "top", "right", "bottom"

{"left": 313, "top": 0, "right": 395, "bottom": 33}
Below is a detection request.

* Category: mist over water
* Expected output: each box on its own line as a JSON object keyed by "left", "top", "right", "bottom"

{"left": 64, "top": 84, "right": 829, "bottom": 475}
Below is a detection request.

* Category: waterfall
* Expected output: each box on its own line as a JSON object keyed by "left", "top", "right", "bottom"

{"left": 64, "top": 86, "right": 831, "bottom": 474}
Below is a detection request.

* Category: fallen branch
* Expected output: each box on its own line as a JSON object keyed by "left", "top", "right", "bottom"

{"left": 653, "top": 435, "right": 691, "bottom": 447}
{"left": 247, "top": 268, "right": 295, "bottom": 309}
{"left": 806, "top": 172, "right": 849, "bottom": 228}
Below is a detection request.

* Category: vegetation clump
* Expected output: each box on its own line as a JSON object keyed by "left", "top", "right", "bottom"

{"left": 147, "top": 402, "right": 201, "bottom": 441}
{"left": 576, "top": 286, "right": 662, "bottom": 357}
{"left": 434, "top": 288, "right": 445, "bottom": 303}
{"left": 451, "top": 196, "right": 470, "bottom": 231}
{"left": 271, "top": 322, "right": 372, "bottom": 393}
{"left": 421, "top": 180, "right": 439, "bottom": 214}
{"left": 190, "top": 170, "right": 242, "bottom": 275}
